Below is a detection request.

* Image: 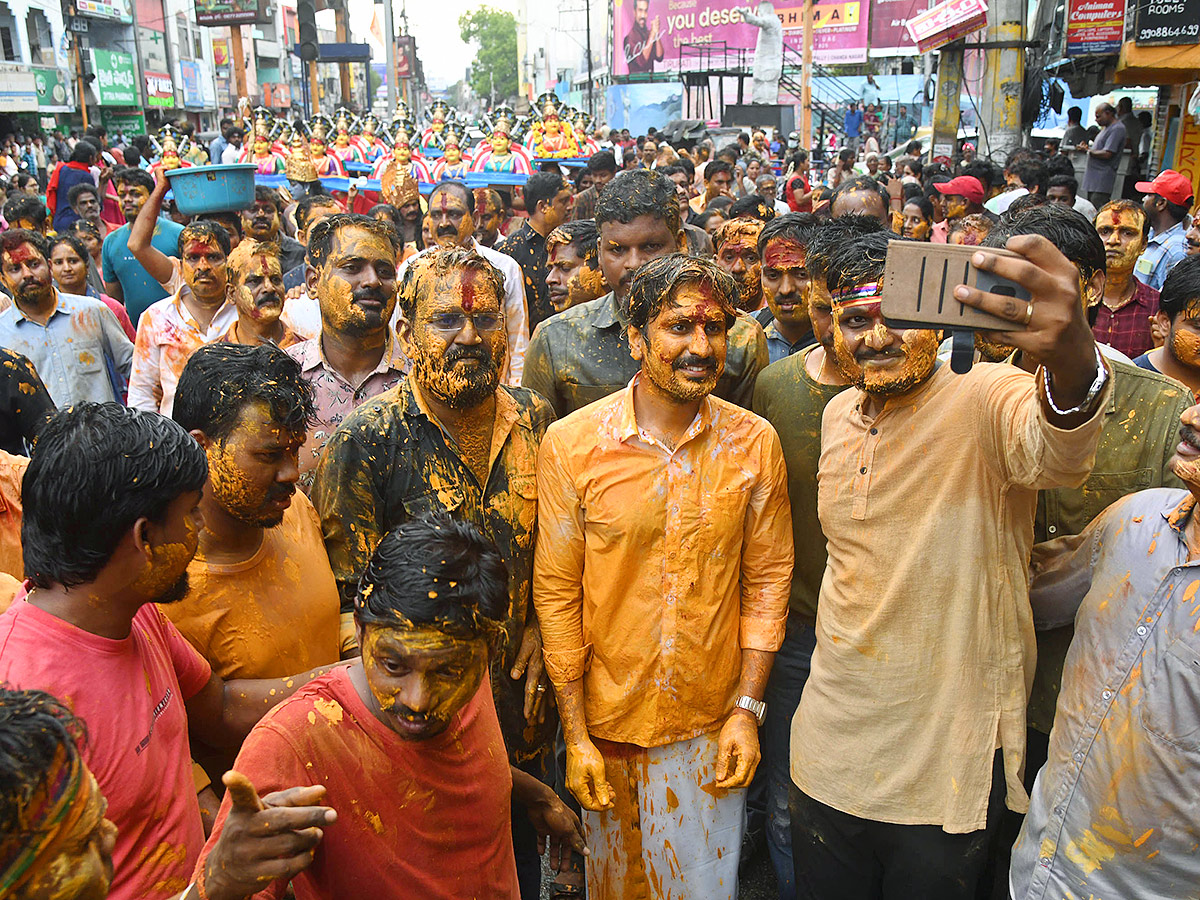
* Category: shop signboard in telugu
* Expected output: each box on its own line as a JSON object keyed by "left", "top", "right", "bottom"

{"left": 145, "top": 71, "right": 175, "bottom": 107}
{"left": 1065, "top": 0, "right": 1124, "bottom": 55}
{"left": 101, "top": 109, "right": 147, "bottom": 136}
{"left": 905, "top": 0, "right": 988, "bottom": 52}
{"left": 1133, "top": 0, "right": 1200, "bottom": 45}
{"left": 90, "top": 49, "right": 138, "bottom": 106}
{"left": 33, "top": 67, "right": 74, "bottom": 112}
{"left": 76, "top": 0, "right": 132, "bottom": 23}
{"left": 194, "top": 0, "right": 269, "bottom": 27}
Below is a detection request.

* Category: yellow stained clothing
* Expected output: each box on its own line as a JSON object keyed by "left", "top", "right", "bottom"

{"left": 792, "top": 361, "right": 1110, "bottom": 834}
{"left": 161, "top": 491, "right": 340, "bottom": 680}
{"left": 534, "top": 379, "right": 792, "bottom": 748}
{"left": 0, "top": 451, "right": 27, "bottom": 614}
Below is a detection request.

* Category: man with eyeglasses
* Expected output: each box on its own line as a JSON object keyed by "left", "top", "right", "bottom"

{"left": 312, "top": 245, "right": 558, "bottom": 899}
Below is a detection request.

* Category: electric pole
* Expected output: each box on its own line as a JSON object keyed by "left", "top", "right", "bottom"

{"left": 978, "top": 0, "right": 1024, "bottom": 158}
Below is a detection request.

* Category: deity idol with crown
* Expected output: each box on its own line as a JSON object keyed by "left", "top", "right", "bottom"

{"left": 307, "top": 115, "right": 347, "bottom": 178}
{"left": 571, "top": 110, "right": 600, "bottom": 156}
{"left": 431, "top": 124, "right": 472, "bottom": 181}
{"left": 421, "top": 100, "right": 453, "bottom": 152}
{"left": 470, "top": 107, "right": 533, "bottom": 174}
{"left": 371, "top": 117, "right": 430, "bottom": 182}
{"left": 239, "top": 107, "right": 286, "bottom": 174}
{"left": 149, "top": 126, "right": 192, "bottom": 175}
{"left": 284, "top": 124, "right": 320, "bottom": 187}
{"left": 352, "top": 114, "right": 388, "bottom": 164}
{"left": 528, "top": 93, "right": 582, "bottom": 158}
{"left": 329, "top": 108, "right": 366, "bottom": 165}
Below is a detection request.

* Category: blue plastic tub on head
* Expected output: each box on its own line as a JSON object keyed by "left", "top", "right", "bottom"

{"left": 165, "top": 164, "right": 258, "bottom": 216}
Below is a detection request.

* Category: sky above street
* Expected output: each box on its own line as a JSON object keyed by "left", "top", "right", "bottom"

{"left": 348, "top": 0, "right": 518, "bottom": 89}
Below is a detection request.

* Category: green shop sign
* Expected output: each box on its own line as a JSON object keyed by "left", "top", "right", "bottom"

{"left": 90, "top": 49, "right": 138, "bottom": 106}
{"left": 33, "top": 67, "right": 73, "bottom": 111}
{"left": 100, "top": 109, "right": 147, "bottom": 136}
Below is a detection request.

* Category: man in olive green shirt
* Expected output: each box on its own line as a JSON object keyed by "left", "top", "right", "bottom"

{"left": 522, "top": 169, "right": 768, "bottom": 417}
{"left": 749, "top": 216, "right": 868, "bottom": 900}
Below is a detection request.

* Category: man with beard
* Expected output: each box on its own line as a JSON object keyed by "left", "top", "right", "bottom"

{"left": 101, "top": 167, "right": 184, "bottom": 323}
{"left": 714, "top": 216, "right": 765, "bottom": 312}
{"left": 748, "top": 215, "right": 863, "bottom": 897}
{"left": 69, "top": 182, "right": 120, "bottom": 240}
{"left": 789, "top": 228, "right": 1112, "bottom": 899}
{"left": 535, "top": 253, "right": 792, "bottom": 899}
{"left": 241, "top": 187, "right": 306, "bottom": 273}
{"left": 219, "top": 240, "right": 301, "bottom": 349}
{"left": 1091, "top": 200, "right": 1159, "bottom": 358}
{"left": 0, "top": 229, "right": 132, "bottom": 407}
{"left": 312, "top": 247, "right": 559, "bottom": 897}
{"left": 165, "top": 344, "right": 341, "bottom": 780}
{"left": 0, "top": 404, "right": 334, "bottom": 900}
{"left": 1008, "top": 399, "right": 1200, "bottom": 900}
{"left": 286, "top": 214, "right": 408, "bottom": 487}
{"left": 1134, "top": 255, "right": 1200, "bottom": 392}
{"left": 523, "top": 168, "right": 768, "bottom": 417}
{"left": 127, "top": 222, "right": 238, "bottom": 416}
{"left": 545, "top": 219, "right": 607, "bottom": 314}
{"left": 497, "top": 172, "right": 573, "bottom": 331}
{"left": 401, "top": 181, "right": 530, "bottom": 385}
{"left": 931, "top": 175, "right": 986, "bottom": 244}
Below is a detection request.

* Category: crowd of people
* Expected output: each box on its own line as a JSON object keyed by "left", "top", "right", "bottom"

{"left": 0, "top": 111, "right": 1197, "bottom": 900}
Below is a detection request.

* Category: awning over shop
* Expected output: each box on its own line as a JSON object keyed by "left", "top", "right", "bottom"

{"left": 1116, "top": 42, "right": 1200, "bottom": 85}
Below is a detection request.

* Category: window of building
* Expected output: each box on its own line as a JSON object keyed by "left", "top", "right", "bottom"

{"left": 26, "top": 9, "right": 54, "bottom": 66}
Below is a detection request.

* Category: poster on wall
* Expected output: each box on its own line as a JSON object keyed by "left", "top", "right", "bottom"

{"left": 1065, "top": 0, "right": 1124, "bottom": 55}
{"left": 605, "top": 82, "right": 683, "bottom": 132}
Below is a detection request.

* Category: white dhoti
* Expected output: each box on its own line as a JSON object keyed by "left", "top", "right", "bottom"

{"left": 583, "top": 730, "right": 746, "bottom": 900}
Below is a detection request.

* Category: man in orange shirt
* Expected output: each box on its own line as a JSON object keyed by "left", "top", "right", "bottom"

{"left": 534, "top": 254, "right": 793, "bottom": 898}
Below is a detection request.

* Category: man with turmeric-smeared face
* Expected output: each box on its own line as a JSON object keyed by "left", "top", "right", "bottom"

{"left": 714, "top": 216, "right": 765, "bottom": 311}
{"left": 788, "top": 229, "right": 1113, "bottom": 898}
{"left": 545, "top": 219, "right": 607, "bottom": 314}
{"left": 286, "top": 214, "right": 408, "bottom": 489}
{"left": 222, "top": 239, "right": 301, "bottom": 349}
{"left": 399, "top": 181, "right": 531, "bottom": 386}
{"left": 1090, "top": 199, "right": 1158, "bottom": 358}
{"left": 535, "top": 254, "right": 792, "bottom": 899}
{"left": 312, "top": 247, "right": 560, "bottom": 897}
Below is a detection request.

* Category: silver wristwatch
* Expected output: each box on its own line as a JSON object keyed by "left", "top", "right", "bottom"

{"left": 735, "top": 695, "right": 767, "bottom": 725}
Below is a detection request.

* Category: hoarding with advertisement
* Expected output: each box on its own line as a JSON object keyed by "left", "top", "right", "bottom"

{"left": 868, "top": 0, "right": 922, "bottom": 55}
{"left": 101, "top": 109, "right": 147, "bottom": 136}
{"left": 194, "top": 0, "right": 269, "bottom": 27}
{"left": 611, "top": 0, "right": 769, "bottom": 75}
{"left": 1065, "top": 0, "right": 1123, "bottom": 55}
{"left": 212, "top": 37, "right": 229, "bottom": 67}
{"left": 178, "top": 59, "right": 204, "bottom": 107}
{"left": 77, "top": 0, "right": 132, "bottom": 23}
{"left": 90, "top": 49, "right": 138, "bottom": 106}
{"left": 1133, "top": 0, "right": 1200, "bottom": 45}
{"left": 145, "top": 70, "right": 175, "bottom": 107}
{"left": 0, "top": 64, "right": 37, "bottom": 112}
{"left": 777, "top": 0, "right": 870, "bottom": 62}
{"left": 905, "top": 0, "right": 988, "bottom": 52}
{"left": 33, "top": 67, "right": 74, "bottom": 112}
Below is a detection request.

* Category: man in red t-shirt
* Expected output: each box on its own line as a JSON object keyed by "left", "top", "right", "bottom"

{"left": 0, "top": 404, "right": 333, "bottom": 900}
{"left": 199, "top": 515, "right": 586, "bottom": 900}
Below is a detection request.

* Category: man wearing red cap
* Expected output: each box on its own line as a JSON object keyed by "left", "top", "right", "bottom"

{"left": 1135, "top": 169, "right": 1195, "bottom": 291}
{"left": 930, "top": 176, "right": 986, "bottom": 243}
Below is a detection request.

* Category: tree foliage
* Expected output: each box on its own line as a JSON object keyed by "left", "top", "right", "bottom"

{"left": 458, "top": 6, "right": 518, "bottom": 105}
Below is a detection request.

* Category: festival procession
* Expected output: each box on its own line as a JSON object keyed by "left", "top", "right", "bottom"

{"left": 0, "top": 0, "right": 1198, "bottom": 896}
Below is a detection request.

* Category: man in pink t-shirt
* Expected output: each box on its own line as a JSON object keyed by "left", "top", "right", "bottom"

{"left": 0, "top": 403, "right": 333, "bottom": 900}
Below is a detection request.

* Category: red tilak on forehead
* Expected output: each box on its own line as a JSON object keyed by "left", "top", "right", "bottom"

{"left": 3, "top": 244, "right": 37, "bottom": 265}
{"left": 461, "top": 271, "right": 476, "bottom": 312}
{"left": 184, "top": 238, "right": 215, "bottom": 257}
{"left": 763, "top": 239, "right": 806, "bottom": 269}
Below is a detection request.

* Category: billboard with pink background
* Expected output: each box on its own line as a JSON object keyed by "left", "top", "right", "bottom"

{"left": 612, "top": 0, "right": 870, "bottom": 75}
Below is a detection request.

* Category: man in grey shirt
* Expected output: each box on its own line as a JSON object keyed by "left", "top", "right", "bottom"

{"left": 1013, "top": 403, "right": 1200, "bottom": 900}
{"left": 0, "top": 229, "right": 132, "bottom": 407}
{"left": 1078, "top": 103, "right": 1126, "bottom": 208}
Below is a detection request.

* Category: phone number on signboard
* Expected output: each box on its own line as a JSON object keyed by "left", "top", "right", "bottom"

{"left": 1136, "top": 23, "right": 1200, "bottom": 38}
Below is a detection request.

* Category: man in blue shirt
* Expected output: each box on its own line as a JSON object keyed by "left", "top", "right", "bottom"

{"left": 843, "top": 103, "right": 863, "bottom": 153}
{"left": 101, "top": 167, "right": 184, "bottom": 325}
{"left": 1134, "top": 169, "right": 1194, "bottom": 292}
{"left": 0, "top": 229, "right": 132, "bottom": 407}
